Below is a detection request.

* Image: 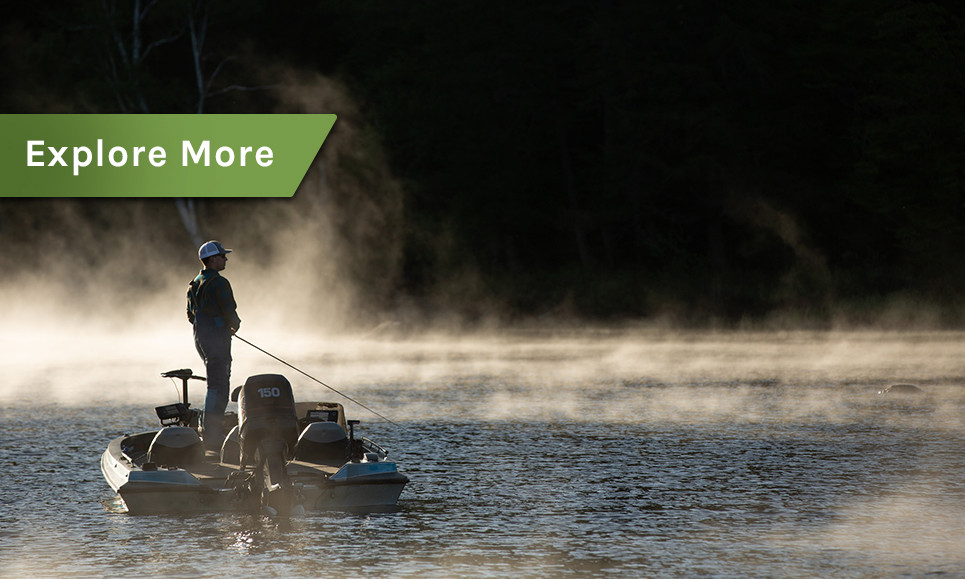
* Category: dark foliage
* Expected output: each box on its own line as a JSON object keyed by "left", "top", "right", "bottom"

{"left": 4, "top": 0, "right": 965, "bottom": 323}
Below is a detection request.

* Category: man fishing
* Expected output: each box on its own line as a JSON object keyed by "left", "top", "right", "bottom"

{"left": 186, "top": 240, "right": 241, "bottom": 452}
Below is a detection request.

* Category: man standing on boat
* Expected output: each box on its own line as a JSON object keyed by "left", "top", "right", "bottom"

{"left": 186, "top": 240, "right": 241, "bottom": 452}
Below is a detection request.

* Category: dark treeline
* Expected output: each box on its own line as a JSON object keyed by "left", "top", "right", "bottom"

{"left": 4, "top": 1, "right": 965, "bottom": 325}
{"left": 292, "top": 1, "right": 965, "bottom": 323}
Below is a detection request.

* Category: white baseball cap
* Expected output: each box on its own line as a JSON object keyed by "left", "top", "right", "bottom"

{"left": 199, "top": 240, "right": 232, "bottom": 259}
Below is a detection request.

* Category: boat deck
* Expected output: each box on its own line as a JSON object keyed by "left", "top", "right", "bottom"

{"left": 184, "top": 454, "right": 341, "bottom": 486}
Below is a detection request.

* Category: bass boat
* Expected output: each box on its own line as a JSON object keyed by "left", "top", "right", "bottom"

{"left": 101, "top": 369, "right": 408, "bottom": 515}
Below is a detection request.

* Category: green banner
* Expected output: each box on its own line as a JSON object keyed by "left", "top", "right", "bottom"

{"left": 0, "top": 114, "right": 336, "bottom": 197}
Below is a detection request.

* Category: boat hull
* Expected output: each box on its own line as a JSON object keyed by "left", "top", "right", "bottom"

{"left": 101, "top": 432, "right": 408, "bottom": 515}
{"left": 301, "top": 461, "right": 409, "bottom": 510}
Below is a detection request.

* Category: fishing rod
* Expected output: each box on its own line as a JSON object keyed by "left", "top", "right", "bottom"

{"left": 233, "top": 333, "right": 401, "bottom": 427}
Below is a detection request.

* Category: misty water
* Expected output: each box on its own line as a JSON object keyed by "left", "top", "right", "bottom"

{"left": 2, "top": 328, "right": 965, "bottom": 577}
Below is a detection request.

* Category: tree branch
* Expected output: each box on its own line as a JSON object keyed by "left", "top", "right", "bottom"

{"left": 142, "top": 30, "right": 184, "bottom": 61}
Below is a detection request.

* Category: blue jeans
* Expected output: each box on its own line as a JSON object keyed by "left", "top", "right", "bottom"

{"left": 194, "top": 318, "right": 232, "bottom": 451}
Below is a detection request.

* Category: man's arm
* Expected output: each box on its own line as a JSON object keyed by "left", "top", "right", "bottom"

{"left": 186, "top": 283, "right": 196, "bottom": 323}
{"left": 215, "top": 277, "right": 241, "bottom": 332}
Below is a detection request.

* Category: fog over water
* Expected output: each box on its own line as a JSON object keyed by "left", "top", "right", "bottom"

{"left": 6, "top": 312, "right": 965, "bottom": 415}
{"left": 3, "top": 284, "right": 965, "bottom": 576}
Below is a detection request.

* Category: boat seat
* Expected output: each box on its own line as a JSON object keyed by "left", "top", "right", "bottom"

{"left": 147, "top": 426, "right": 204, "bottom": 467}
{"left": 293, "top": 421, "right": 348, "bottom": 466}
{"left": 220, "top": 425, "right": 241, "bottom": 465}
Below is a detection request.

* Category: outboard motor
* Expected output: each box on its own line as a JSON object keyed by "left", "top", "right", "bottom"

{"left": 233, "top": 374, "right": 300, "bottom": 513}
{"left": 236, "top": 374, "right": 300, "bottom": 465}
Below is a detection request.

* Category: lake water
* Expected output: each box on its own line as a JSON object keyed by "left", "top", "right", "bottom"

{"left": 2, "top": 329, "right": 965, "bottom": 577}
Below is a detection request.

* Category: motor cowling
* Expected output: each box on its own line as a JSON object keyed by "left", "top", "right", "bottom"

{"left": 237, "top": 374, "right": 299, "bottom": 468}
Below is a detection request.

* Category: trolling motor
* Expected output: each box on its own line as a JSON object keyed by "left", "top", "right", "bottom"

{"left": 156, "top": 369, "right": 205, "bottom": 427}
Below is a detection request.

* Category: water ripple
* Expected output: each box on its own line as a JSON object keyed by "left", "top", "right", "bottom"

{"left": 2, "top": 377, "right": 965, "bottom": 577}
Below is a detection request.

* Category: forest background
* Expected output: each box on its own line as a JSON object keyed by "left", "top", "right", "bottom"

{"left": 2, "top": 1, "right": 964, "bottom": 330}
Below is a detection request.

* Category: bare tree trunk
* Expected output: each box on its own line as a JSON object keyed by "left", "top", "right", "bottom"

{"left": 188, "top": 4, "right": 208, "bottom": 114}
{"left": 175, "top": 198, "right": 204, "bottom": 248}
{"left": 97, "top": 0, "right": 265, "bottom": 248}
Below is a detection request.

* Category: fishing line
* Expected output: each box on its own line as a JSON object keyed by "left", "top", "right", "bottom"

{"left": 233, "top": 333, "right": 401, "bottom": 427}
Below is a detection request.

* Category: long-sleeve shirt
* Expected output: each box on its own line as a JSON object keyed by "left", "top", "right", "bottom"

{"left": 186, "top": 269, "right": 241, "bottom": 331}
